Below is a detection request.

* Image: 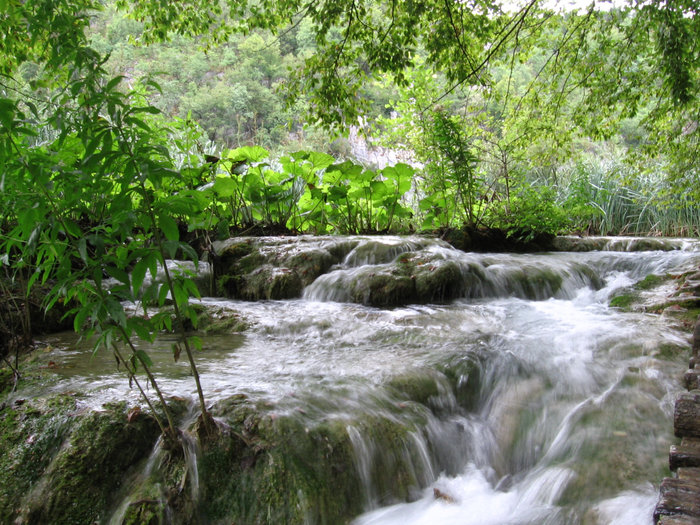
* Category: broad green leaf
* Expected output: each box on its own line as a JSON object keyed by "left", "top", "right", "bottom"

{"left": 105, "top": 76, "right": 125, "bottom": 92}
{"left": 188, "top": 335, "right": 203, "bottom": 351}
{"left": 213, "top": 175, "right": 236, "bottom": 197}
{"left": 157, "top": 282, "right": 170, "bottom": 306}
{"left": 105, "top": 266, "right": 130, "bottom": 286}
{"left": 158, "top": 213, "right": 179, "bottom": 241}
{"left": 226, "top": 145, "right": 269, "bottom": 163}
{"left": 104, "top": 296, "right": 127, "bottom": 328}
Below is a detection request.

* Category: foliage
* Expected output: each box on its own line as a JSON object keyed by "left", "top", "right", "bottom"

{"left": 2, "top": 0, "right": 700, "bottom": 450}
{"left": 0, "top": 43, "right": 214, "bottom": 437}
{"left": 205, "top": 146, "right": 414, "bottom": 234}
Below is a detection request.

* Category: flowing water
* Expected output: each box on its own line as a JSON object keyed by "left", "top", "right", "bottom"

{"left": 28, "top": 236, "right": 700, "bottom": 524}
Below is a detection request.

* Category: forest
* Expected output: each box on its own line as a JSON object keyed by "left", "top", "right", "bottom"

{"left": 0, "top": 0, "right": 699, "bottom": 512}
{"left": 1, "top": 1, "right": 700, "bottom": 523}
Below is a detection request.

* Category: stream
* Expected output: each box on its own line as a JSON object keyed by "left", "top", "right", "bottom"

{"left": 29, "top": 236, "right": 700, "bottom": 524}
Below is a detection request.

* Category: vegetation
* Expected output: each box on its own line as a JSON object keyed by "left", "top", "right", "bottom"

{"left": 1, "top": 0, "right": 699, "bottom": 457}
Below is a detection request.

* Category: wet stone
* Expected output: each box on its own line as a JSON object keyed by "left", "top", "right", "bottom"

{"left": 674, "top": 392, "right": 700, "bottom": 439}
{"left": 670, "top": 438, "right": 700, "bottom": 471}
{"left": 654, "top": 477, "right": 700, "bottom": 522}
{"left": 684, "top": 369, "right": 700, "bottom": 391}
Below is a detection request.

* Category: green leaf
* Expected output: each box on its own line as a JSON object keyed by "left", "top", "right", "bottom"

{"left": 157, "top": 282, "right": 170, "bottom": 306}
{"left": 158, "top": 213, "right": 179, "bottom": 241}
{"left": 105, "top": 76, "right": 125, "bottom": 92}
{"left": 132, "top": 257, "right": 149, "bottom": 297}
{"left": 134, "top": 349, "right": 153, "bottom": 368}
{"left": 188, "top": 335, "right": 203, "bottom": 351}
{"left": 104, "top": 295, "right": 127, "bottom": 328}
{"left": 77, "top": 238, "right": 89, "bottom": 264}
{"left": 226, "top": 145, "right": 269, "bottom": 163}
{"left": 213, "top": 175, "right": 236, "bottom": 197}
{"left": 105, "top": 266, "right": 130, "bottom": 286}
{"left": 74, "top": 306, "right": 90, "bottom": 332}
{"left": 129, "top": 317, "right": 154, "bottom": 342}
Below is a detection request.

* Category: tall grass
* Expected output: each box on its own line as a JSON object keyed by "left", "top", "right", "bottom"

{"left": 558, "top": 154, "right": 700, "bottom": 237}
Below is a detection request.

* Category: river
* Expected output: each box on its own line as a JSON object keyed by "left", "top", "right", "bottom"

{"left": 32, "top": 236, "right": 700, "bottom": 524}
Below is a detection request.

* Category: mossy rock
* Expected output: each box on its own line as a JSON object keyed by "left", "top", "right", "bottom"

{"left": 0, "top": 395, "right": 163, "bottom": 525}
{"left": 0, "top": 395, "right": 77, "bottom": 524}
{"left": 557, "top": 388, "right": 669, "bottom": 507}
{"left": 185, "top": 303, "right": 248, "bottom": 334}
{"left": 213, "top": 238, "right": 344, "bottom": 300}
{"left": 197, "top": 395, "right": 437, "bottom": 524}
{"left": 505, "top": 267, "right": 564, "bottom": 299}
{"left": 20, "top": 402, "right": 161, "bottom": 524}
{"left": 284, "top": 249, "right": 337, "bottom": 286}
{"left": 609, "top": 273, "right": 674, "bottom": 311}
{"left": 388, "top": 371, "right": 442, "bottom": 406}
{"left": 636, "top": 273, "right": 667, "bottom": 291}
{"left": 198, "top": 401, "right": 364, "bottom": 524}
{"left": 0, "top": 367, "right": 14, "bottom": 396}
{"left": 350, "top": 271, "right": 417, "bottom": 306}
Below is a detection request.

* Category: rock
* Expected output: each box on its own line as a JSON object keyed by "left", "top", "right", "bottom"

{"left": 350, "top": 270, "right": 416, "bottom": 306}
{"left": 692, "top": 319, "right": 700, "bottom": 357}
{"left": 654, "top": 477, "right": 700, "bottom": 522}
{"left": 674, "top": 392, "right": 700, "bottom": 439}
{"left": 670, "top": 438, "right": 700, "bottom": 471}
{"left": 677, "top": 467, "right": 700, "bottom": 480}
{"left": 0, "top": 396, "right": 161, "bottom": 524}
{"left": 433, "top": 487, "right": 456, "bottom": 503}
{"left": 657, "top": 515, "right": 700, "bottom": 525}
{"left": 213, "top": 237, "right": 348, "bottom": 300}
{"left": 684, "top": 369, "right": 700, "bottom": 391}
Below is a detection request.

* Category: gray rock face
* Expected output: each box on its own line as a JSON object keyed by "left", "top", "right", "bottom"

{"left": 211, "top": 235, "right": 467, "bottom": 305}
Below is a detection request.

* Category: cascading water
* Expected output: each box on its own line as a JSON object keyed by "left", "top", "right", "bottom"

{"left": 27, "top": 236, "right": 700, "bottom": 524}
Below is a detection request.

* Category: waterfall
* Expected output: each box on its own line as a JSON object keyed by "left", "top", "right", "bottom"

{"left": 24, "top": 235, "right": 700, "bottom": 524}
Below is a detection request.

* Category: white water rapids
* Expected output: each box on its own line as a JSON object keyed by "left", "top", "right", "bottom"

{"left": 31, "top": 236, "right": 700, "bottom": 524}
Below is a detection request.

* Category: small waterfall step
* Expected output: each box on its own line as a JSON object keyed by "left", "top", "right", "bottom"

{"left": 655, "top": 315, "right": 700, "bottom": 524}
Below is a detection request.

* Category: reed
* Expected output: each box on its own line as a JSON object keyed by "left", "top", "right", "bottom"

{"left": 558, "top": 155, "right": 700, "bottom": 237}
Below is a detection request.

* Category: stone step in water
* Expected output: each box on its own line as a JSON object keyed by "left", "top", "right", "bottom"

{"left": 674, "top": 391, "right": 700, "bottom": 439}
{"left": 670, "top": 439, "right": 700, "bottom": 471}
{"left": 658, "top": 515, "right": 700, "bottom": 525}
{"left": 654, "top": 477, "right": 700, "bottom": 523}
{"left": 677, "top": 468, "right": 700, "bottom": 480}
{"left": 683, "top": 369, "right": 700, "bottom": 390}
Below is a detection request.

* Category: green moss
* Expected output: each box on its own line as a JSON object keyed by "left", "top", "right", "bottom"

{"left": 198, "top": 401, "right": 363, "bottom": 524}
{"left": 388, "top": 371, "right": 441, "bottom": 406}
{"left": 219, "top": 241, "right": 254, "bottom": 261}
{"left": 0, "top": 395, "right": 77, "bottom": 523}
{"left": 284, "top": 249, "right": 336, "bottom": 286}
{"left": 197, "top": 395, "right": 437, "bottom": 524}
{"left": 351, "top": 271, "right": 416, "bottom": 306}
{"left": 558, "top": 389, "right": 669, "bottom": 507}
{"left": 610, "top": 294, "right": 636, "bottom": 309}
{"left": 0, "top": 368, "right": 14, "bottom": 396}
{"left": 414, "top": 261, "right": 464, "bottom": 302}
{"left": 16, "top": 401, "right": 161, "bottom": 524}
{"left": 636, "top": 273, "right": 667, "bottom": 291}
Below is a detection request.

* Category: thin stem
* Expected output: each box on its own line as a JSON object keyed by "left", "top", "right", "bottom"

{"left": 112, "top": 342, "right": 169, "bottom": 437}
{"left": 117, "top": 325, "right": 179, "bottom": 435}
